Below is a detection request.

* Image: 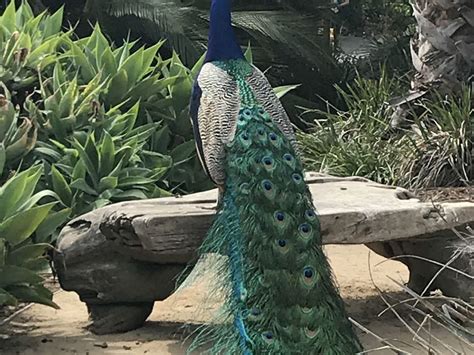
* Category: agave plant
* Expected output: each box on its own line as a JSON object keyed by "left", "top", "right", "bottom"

{"left": 0, "top": 88, "right": 37, "bottom": 176}
{"left": 0, "top": 164, "right": 69, "bottom": 308}
{"left": 34, "top": 101, "right": 174, "bottom": 216}
{"left": 23, "top": 25, "right": 172, "bottom": 142}
{"left": 0, "top": 1, "right": 66, "bottom": 92}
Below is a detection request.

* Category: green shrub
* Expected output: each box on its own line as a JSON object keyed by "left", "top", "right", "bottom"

{"left": 0, "top": 1, "right": 211, "bottom": 201}
{"left": 299, "top": 71, "right": 473, "bottom": 189}
{"left": 298, "top": 70, "right": 411, "bottom": 185}
{"left": 0, "top": 164, "right": 68, "bottom": 308}
{"left": 0, "top": 0, "right": 208, "bottom": 307}
{"left": 401, "top": 87, "right": 473, "bottom": 189}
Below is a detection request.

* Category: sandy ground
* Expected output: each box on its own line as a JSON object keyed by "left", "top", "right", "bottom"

{"left": 0, "top": 245, "right": 470, "bottom": 354}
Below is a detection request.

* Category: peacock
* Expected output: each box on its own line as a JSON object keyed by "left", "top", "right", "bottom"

{"left": 188, "top": 0, "right": 362, "bottom": 353}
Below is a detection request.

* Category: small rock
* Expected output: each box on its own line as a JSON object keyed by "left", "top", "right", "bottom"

{"left": 41, "top": 338, "right": 52, "bottom": 343}
{"left": 123, "top": 345, "right": 132, "bottom": 350}
{"left": 94, "top": 342, "right": 108, "bottom": 349}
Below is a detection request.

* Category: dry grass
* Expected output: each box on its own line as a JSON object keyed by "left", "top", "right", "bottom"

{"left": 353, "top": 229, "right": 473, "bottom": 354}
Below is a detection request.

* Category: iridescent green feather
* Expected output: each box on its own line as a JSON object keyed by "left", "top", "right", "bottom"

{"left": 189, "top": 59, "right": 362, "bottom": 354}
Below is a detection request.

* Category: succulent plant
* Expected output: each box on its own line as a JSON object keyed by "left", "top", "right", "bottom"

{"left": 0, "top": 164, "right": 69, "bottom": 308}
{"left": 0, "top": 89, "right": 37, "bottom": 175}
{"left": 0, "top": 1, "right": 65, "bottom": 91}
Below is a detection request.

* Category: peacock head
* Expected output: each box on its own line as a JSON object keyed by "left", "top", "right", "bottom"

{"left": 206, "top": 0, "right": 244, "bottom": 62}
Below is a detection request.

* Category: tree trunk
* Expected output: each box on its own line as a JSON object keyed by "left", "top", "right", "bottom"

{"left": 390, "top": 0, "right": 474, "bottom": 128}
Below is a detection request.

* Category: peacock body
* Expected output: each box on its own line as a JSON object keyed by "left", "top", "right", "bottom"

{"left": 189, "top": 0, "right": 362, "bottom": 353}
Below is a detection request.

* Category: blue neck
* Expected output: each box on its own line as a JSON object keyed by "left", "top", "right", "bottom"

{"left": 205, "top": 0, "right": 244, "bottom": 63}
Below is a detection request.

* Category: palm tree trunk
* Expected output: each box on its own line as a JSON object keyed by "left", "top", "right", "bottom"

{"left": 390, "top": 0, "right": 474, "bottom": 127}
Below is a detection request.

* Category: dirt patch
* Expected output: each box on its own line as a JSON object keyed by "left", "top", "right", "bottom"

{"left": 0, "top": 245, "right": 469, "bottom": 354}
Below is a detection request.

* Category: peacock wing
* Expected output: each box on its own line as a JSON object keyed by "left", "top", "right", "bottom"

{"left": 246, "top": 64, "right": 298, "bottom": 153}
{"left": 191, "top": 62, "right": 240, "bottom": 185}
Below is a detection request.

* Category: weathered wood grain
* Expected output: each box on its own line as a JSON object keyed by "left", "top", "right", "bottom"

{"left": 95, "top": 173, "right": 474, "bottom": 264}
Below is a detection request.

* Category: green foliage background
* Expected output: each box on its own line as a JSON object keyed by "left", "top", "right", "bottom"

{"left": 0, "top": 1, "right": 212, "bottom": 307}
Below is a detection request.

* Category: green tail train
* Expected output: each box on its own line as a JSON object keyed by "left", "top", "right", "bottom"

{"left": 188, "top": 59, "right": 362, "bottom": 354}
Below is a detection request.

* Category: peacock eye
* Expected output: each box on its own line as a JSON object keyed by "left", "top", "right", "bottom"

{"left": 278, "top": 239, "right": 287, "bottom": 247}
{"left": 258, "top": 108, "right": 265, "bottom": 115}
{"left": 292, "top": 173, "right": 302, "bottom": 183}
{"left": 262, "top": 157, "right": 273, "bottom": 166}
{"left": 305, "top": 209, "right": 317, "bottom": 222}
{"left": 283, "top": 153, "right": 293, "bottom": 162}
{"left": 262, "top": 180, "right": 272, "bottom": 191}
{"left": 299, "top": 223, "right": 311, "bottom": 234}
{"left": 243, "top": 109, "right": 252, "bottom": 117}
{"left": 269, "top": 133, "right": 277, "bottom": 141}
{"left": 303, "top": 267, "right": 314, "bottom": 279}
{"left": 275, "top": 211, "right": 285, "bottom": 221}
{"left": 262, "top": 331, "right": 274, "bottom": 343}
{"left": 242, "top": 132, "right": 249, "bottom": 140}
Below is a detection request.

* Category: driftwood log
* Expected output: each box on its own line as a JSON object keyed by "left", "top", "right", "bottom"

{"left": 54, "top": 173, "right": 474, "bottom": 334}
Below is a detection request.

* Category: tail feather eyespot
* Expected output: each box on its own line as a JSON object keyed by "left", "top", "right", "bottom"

{"left": 300, "top": 266, "right": 317, "bottom": 289}
{"left": 261, "top": 180, "right": 276, "bottom": 200}
{"left": 305, "top": 209, "right": 317, "bottom": 221}
{"left": 292, "top": 173, "right": 303, "bottom": 184}
{"left": 273, "top": 211, "right": 290, "bottom": 231}
{"left": 242, "top": 108, "right": 252, "bottom": 118}
{"left": 275, "top": 239, "right": 290, "bottom": 254}
{"left": 239, "top": 131, "right": 252, "bottom": 148}
{"left": 275, "top": 211, "right": 285, "bottom": 222}
{"left": 298, "top": 223, "right": 313, "bottom": 242}
{"left": 262, "top": 331, "right": 275, "bottom": 344}
{"left": 262, "top": 156, "right": 275, "bottom": 171}
{"left": 283, "top": 154, "right": 296, "bottom": 169}
{"left": 248, "top": 307, "right": 263, "bottom": 321}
